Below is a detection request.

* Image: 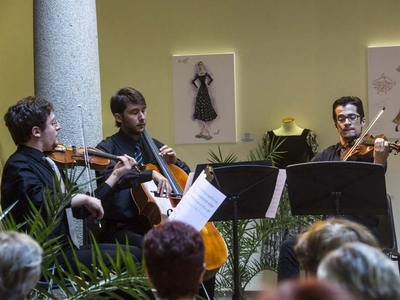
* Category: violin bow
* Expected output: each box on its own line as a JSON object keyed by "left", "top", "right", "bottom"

{"left": 78, "top": 104, "right": 101, "bottom": 228}
{"left": 342, "top": 107, "right": 385, "bottom": 161}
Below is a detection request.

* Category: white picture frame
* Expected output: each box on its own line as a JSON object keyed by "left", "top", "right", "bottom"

{"left": 368, "top": 46, "right": 400, "bottom": 139}
{"left": 173, "top": 53, "right": 236, "bottom": 144}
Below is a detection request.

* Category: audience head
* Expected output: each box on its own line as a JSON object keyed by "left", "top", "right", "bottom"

{"left": 0, "top": 231, "right": 43, "bottom": 300}
{"left": 295, "top": 218, "right": 379, "bottom": 276}
{"left": 256, "top": 278, "right": 358, "bottom": 300}
{"left": 318, "top": 242, "right": 400, "bottom": 300}
{"left": 143, "top": 221, "right": 205, "bottom": 300}
{"left": 110, "top": 87, "right": 146, "bottom": 128}
{"left": 4, "top": 96, "right": 54, "bottom": 145}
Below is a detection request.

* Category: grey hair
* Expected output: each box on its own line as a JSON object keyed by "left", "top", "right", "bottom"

{"left": 0, "top": 231, "right": 43, "bottom": 300}
{"left": 317, "top": 242, "right": 400, "bottom": 300}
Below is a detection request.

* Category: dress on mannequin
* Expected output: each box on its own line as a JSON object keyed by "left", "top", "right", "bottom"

{"left": 260, "top": 118, "right": 319, "bottom": 272}
{"left": 262, "top": 118, "right": 318, "bottom": 169}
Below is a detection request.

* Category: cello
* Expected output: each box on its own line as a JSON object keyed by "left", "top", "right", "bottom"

{"left": 131, "top": 129, "right": 228, "bottom": 279}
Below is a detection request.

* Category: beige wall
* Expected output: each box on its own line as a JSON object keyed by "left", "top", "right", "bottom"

{"left": 1, "top": 0, "right": 400, "bottom": 248}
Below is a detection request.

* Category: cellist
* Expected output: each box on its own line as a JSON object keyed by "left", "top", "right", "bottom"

{"left": 96, "top": 87, "right": 218, "bottom": 298}
{"left": 96, "top": 87, "right": 189, "bottom": 240}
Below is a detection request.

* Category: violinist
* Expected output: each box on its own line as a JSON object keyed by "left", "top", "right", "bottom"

{"left": 277, "top": 96, "right": 390, "bottom": 282}
{"left": 312, "top": 96, "right": 389, "bottom": 165}
{"left": 0, "top": 96, "right": 145, "bottom": 282}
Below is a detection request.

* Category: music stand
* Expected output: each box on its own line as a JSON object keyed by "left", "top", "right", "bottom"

{"left": 286, "top": 161, "right": 387, "bottom": 216}
{"left": 194, "top": 161, "right": 279, "bottom": 300}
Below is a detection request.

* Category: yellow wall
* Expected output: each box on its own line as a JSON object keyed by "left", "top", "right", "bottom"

{"left": 0, "top": 1, "right": 34, "bottom": 165}
{"left": 1, "top": 0, "right": 400, "bottom": 246}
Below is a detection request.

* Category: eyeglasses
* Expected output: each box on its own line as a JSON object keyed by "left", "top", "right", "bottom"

{"left": 336, "top": 114, "right": 361, "bottom": 123}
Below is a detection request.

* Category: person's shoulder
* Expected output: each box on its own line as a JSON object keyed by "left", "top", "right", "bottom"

{"left": 312, "top": 144, "right": 339, "bottom": 161}
{"left": 6, "top": 146, "right": 41, "bottom": 164}
{"left": 96, "top": 132, "right": 119, "bottom": 147}
{"left": 3, "top": 151, "right": 24, "bottom": 167}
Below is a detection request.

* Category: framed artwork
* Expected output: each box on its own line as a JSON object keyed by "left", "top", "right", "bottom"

{"left": 172, "top": 53, "right": 236, "bottom": 144}
{"left": 368, "top": 46, "right": 400, "bottom": 139}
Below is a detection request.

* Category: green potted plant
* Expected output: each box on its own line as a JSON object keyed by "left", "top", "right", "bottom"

{"left": 0, "top": 169, "right": 152, "bottom": 299}
{"left": 208, "top": 141, "right": 320, "bottom": 299}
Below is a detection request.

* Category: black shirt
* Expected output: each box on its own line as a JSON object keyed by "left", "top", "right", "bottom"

{"left": 1, "top": 145, "right": 113, "bottom": 248}
{"left": 96, "top": 129, "right": 190, "bottom": 226}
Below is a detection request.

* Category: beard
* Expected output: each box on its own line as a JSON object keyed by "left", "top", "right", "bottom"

{"left": 123, "top": 123, "right": 145, "bottom": 137}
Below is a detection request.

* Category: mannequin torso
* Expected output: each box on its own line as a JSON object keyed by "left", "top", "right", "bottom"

{"left": 263, "top": 117, "right": 318, "bottom": 169}
{"left": 273, "top": 118, "right": 304, "bottom": 136}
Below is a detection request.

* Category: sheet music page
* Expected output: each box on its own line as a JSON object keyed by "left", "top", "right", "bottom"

{"left": 183, "top": 172, "right": 195, "bottom": 195}
{"left": 265, "top": 169, "right": 287, "bottom": 218}
{"left": 168, "top": 170, "right": 226, "bottom": 231}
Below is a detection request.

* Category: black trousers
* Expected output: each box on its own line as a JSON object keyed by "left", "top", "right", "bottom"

{"left": 61, "top": 243, "right": 142, "bottom": 270}
{"left": 198, "top": 275, "right": 216, "bottom": 299}
{"left": 59, "top": 244, "right": 155, "bottom": 300}
{"left": 277, "top": 236, "right": 300, "bottom": 282}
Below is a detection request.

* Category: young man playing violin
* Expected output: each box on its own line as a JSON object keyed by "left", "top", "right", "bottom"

{"left": 277, "top": 96, "right": 390, "bottom": 282}
{"left": 1, "top": 96, "right": 146, "bottom": 283}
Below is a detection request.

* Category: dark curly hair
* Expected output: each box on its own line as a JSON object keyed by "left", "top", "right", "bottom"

{"left": 4, "top": 96, "right": 54, "bottom": 145}
{"left": 110, "top": 87, "right": 146, "bottom": 128}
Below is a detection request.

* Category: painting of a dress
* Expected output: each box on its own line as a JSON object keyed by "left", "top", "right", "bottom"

{"left": 192, "top": 61, "right": 218, "bottom": 140}
{"left": 173, "top": 53, "right": 236, "bottom": 144}
{"left": 368, "top": 46, "right": 400, "bottom": 139}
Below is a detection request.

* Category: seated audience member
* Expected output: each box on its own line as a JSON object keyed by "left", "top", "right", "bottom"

{"left": 143, "top": 221, "right": 206, "bottom": 300}
{"left": 0, "top": 231, "right": 43, "bottom": 300}
{"left": 255, "top": 278, "right": 358, "bottom": 300}
{"left": 318, "top": 242, "right": 400, "bottom": 300}
{"left": 294, "top": 218, "right": 379, "bottom": 277}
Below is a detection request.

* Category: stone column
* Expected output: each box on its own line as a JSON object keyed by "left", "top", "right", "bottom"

{"left": 34, "top": 0, "right": 102, "bottom": 148}
{"left": 33, "top": 0, "right": 102, "bottom": 243}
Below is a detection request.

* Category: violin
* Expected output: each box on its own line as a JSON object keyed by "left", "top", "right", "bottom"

{"left": 47, "top": 143, "right": 146, "bottom": 172}
{"left": 47, "top": 144, "right": 114, "bottom": 171}
{"left": 341, "top": 134, "right": 400, "bottom": 161}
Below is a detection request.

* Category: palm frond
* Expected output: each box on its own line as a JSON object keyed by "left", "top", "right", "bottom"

{"left": 207, "top": 145, "right": 238, "bottom": 163}
{"left": 0, "top": 172, "right": 152, "bottom": 299}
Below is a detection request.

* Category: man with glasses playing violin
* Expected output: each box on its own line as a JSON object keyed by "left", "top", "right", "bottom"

{"left": 277, "top": 96, "right": 390, "bottom": 282}
{"left": 1, "top": 96, "right": 154, "bottom": 298}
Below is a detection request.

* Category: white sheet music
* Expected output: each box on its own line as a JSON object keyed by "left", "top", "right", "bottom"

{"left": 168, "top": 170, "right": 226, "bottom": 231}
{"left": 183, "top": 172, "right": 195, "bottom": 195}
{"left": 265, "top": 169, "right": 287, "bottom": 218}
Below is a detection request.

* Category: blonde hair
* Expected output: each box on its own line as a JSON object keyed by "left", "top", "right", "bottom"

{"left": 295, "top": 218, "right": 378, "bottom": 275}
{"left": 0, "top": 231, "right": 43, "bottom": 300}
{"left": 318, "top": 242, "right": 400, "bottom": 300}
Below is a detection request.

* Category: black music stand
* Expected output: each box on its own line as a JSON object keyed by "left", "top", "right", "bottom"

{"left": 286, "top": 161, "right": 387, "bottom": 216}
{"left": 194, "top": 161, "right": 280, "bottom": 300}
